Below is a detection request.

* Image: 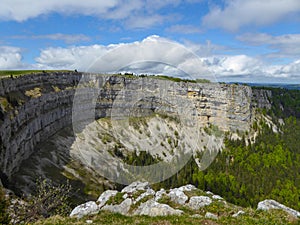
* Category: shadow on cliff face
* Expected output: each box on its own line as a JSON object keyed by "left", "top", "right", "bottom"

{"left": 8, "top": 126, "right": 109, "bottom": 206}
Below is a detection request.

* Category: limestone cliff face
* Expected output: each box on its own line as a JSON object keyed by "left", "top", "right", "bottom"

{"left": 0, "top": 72, "right": 271, "bottom": 180}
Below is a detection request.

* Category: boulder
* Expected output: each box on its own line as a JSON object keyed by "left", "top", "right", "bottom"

{"left": 188, "top": 196, "right": 212, "bottom": 210}
{"left": 121, "top": 181, "right": 150, "bottom": 194}
{"left": 177, "top": 184, "right": 197, "bottom": 192}
{"left": 155, "top": 188, "right": 166, "bottom": 201}
{"left": 134, "top": 188, "right": 155, "bottom": 204}
{"left": 168, "top": 188, "right": 188, "bottom": 205}
{"left": 101, "top": 198, "right": 132, "bottom": 215}
{"left": 205, "top": 212, "right": 218, "bottom": 220}
{"left": 70, "top": 201, "right": 99, "bottom": 218}
{"left": 134, "top": 199, "right": 183, "bottom": 216}
{"left": 212, "top": 195, "right": 223, "bottom": 200}
{"left": 232, "top": 210, "right": 245, "bottom": 217}
{"left": 97, "top": 190, "right": 118, "bottom": 208}
{"left": 257, "top": 199, "right": 300, "bottom": 218}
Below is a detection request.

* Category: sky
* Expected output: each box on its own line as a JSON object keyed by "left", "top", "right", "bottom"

{"left": 0, "top": 0, "right": 300, "bottom": 83}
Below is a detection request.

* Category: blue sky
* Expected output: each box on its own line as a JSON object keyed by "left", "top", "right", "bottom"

{"left": 1, "top": 0, "right": 300, "bottom": 83}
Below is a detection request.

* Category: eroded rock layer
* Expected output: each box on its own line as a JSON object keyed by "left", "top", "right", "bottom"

{"left": 0, "top": 72, "right": 271, "bottom": 180}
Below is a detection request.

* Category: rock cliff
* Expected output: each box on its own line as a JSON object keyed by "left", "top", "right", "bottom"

{"left": 0, "top": 72, "right": 271, "bottom": 184}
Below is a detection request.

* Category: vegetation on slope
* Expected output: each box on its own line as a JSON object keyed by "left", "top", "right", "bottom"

{"left": 154, "top": 88, "right": 300, "bottom": 211}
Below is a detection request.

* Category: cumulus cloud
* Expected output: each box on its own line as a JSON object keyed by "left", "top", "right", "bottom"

{"left": 33, "top": 35, "right": 300, "bottom": 82}
{"left": 0, "top": 46, "right": 24, "bottom": 69}
{"left": 35, "top": 35, "right": 211, "bottom": 79}
{"left": 202, "top": 0, "right": 300, "bottom": 31}
{"left": 237, "top": 33, "right": 300, "bottom": 58}
{"left": 263, "top": 59, "right": 300, "bottom": 78}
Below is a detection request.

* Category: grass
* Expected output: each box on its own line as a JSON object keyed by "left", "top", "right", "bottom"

{"left": 25, "top": 87, "right": 42, "bottom": 98}
{"left": 33, "top": 209, "right": 299, "bottom": 225}
{"left": 0, "top": 70, "right": 213, "bottom": 86}
{"left": 0, "top": 70, "right": 72, "bottom": 78}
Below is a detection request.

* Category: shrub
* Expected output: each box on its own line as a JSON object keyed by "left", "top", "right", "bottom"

{"left": 15, "top": 179, "right": 71, "bottom": 224}
{"left": 0, "top": 187, "right": 10, "bottom": 224}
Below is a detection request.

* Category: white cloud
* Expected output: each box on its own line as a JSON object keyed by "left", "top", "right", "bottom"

{"left": 12, "top": 33, "right": 90, "bottom": 44}
{"left": 0, "top": 0, "right": 195, "bottom": 29}
{"left": 0, "top": 0, "right": 121, "bottom": 21}
{"left": 35, "top": 45, "right": 107, "bottom": 69}
{"left": 202, "top": 55, "right": 263, "bottom": 76}
{"left": 202, "top": 0, "right": 300, "bottom": 31}
{"left": 237, "top": 33, "right": 300, "bottom": 58}
{"left": 264, "top": 59, "right": 300, "bottom": 78}
{"left": 0, "top": 46, "right": 23, "bottom": 69}
{"left": 35, "top": 35, "right": 211, "bottom": 78}
{"left": 31, "top": 35, "right": 300, "bottom": 82}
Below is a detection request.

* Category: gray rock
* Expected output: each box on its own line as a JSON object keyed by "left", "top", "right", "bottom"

{"left": 188, "top": 196, "right": 212, "bottom": 210}
{"left": 257, "top": 199, "right": 300, "bottom": 218}
{"left": 134, "top": 188, "right": 155, "bottom": 204}
{"left": 134, "top": 199, "right": 183, "bottom": 216}
{"left": 97, "top": 190, "right": 118, "bottom": 208}
{"left": 168, "top": 188, "right": 188, "bottom": 205}
{"left": 206, "top": 191, "right": 214, "bottom": 195}
{"left": 155, "top": 188, "right": 166, "bottom": 201}
{"left": 205, "top": 212, "right": 218, "bottom": 220}
{"left": 121, "top": 181, "right": 150, "bottom": 194}
{"left": 212, "top": 195, "right": 223, "bottom": 200}
{"left": 177, "top": 184, "right": 197, "bottom": 192}
{"left": 102, "top": 198, "right": 132, "bottom": 215}
{"left": 70, "top": 201, "right": 99, "bottom": 218}
{"left": 232, "top": 210, "right": 245, "bottom": 217}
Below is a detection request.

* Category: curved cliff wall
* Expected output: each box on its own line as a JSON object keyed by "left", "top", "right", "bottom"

{"left": 0, "top": 72, "right": 82, "bottom": 179}
{"left": 0, "top": 72, "right": 271, "bottom": 181}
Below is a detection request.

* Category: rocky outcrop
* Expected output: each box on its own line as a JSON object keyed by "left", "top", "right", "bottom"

{"left": 69, "top": 181, "right": 221, "bottom": 218}
{"left": 257, "top": 199, "right": 300, "bottom": 218}
{"left": 102, "top": 198, "right": 132, "bottom": 215}
{"left": 187, "top": 196, "right": 212, "bottom": 209}
{"left": 133, "top": 199, "right": 183, "bottom": 216}
{"left": 70, "top": 181, "right": 300, "bottom": 221}
{"left": 96, "top": 190, "right": 118, "bottom": 208}
{"left": 69, "top": 201, "right": 99, "bottom": 218}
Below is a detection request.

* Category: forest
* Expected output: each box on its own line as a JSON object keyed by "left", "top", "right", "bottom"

{"left": 150, "top": 87, "right": 300, "bottom": 211}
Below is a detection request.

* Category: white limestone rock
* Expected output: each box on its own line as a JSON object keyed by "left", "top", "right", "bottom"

{"left": 70, "top": 201, "right": 99, "bottom": 218}
{"left": 212, "top": 195, "right": 223, "bottom": 200}
{"left": 121, "top": 181, "right": 150, "bottom": 194}
{"left": 177, "top": 184, "right": 197, "bottom": 192}
{"left": 232, "top": 210, "right": 245, "bottom": 217}
{"left": 168, "top": 188, "right": 188, "bottom": 205}
{"left": 205, "top": 212, "right": 218, "bottom": 220}
{"left": 155, "top": 188, "right": 166, "bottom": 201}
{"left": 257, "top": 199, "right": 300, "bottom": 218}
{"left": 97, "top": 190, "right": 118, "bottom": 208}
{"left": 101, "top": 198, "right": 132, "bottom": 215}
{"left": 134, "top": 199, "right": 183, "bottom": 216}
{"left": 134, "top": 188, "right": 155, "bottom": 204}
{"left": 188, "top": 196, "right": 212, "bottom": 210}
